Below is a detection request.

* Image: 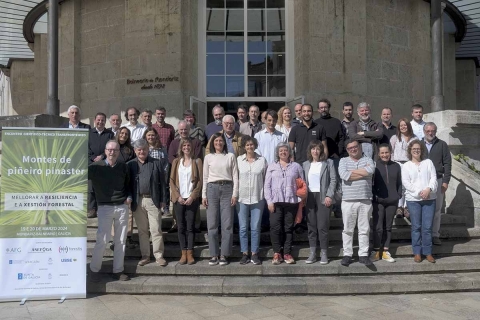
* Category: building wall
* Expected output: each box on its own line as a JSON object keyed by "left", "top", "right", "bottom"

{"left": 456, "top": 59, "right": 478, "bottom": 111}
{"left": 444, "top": 33, "right": 457, "bottom": 110}
{"left": 9, "top": 60, "right": 36, "bottom": 115}
{"left": 294, "top": 0, "right": 432, "bottom": 122}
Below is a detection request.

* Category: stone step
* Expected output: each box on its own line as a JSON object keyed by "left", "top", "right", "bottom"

{"left": 86, "top": 225, "right": 480, "bottom": 246}
{"left": 86, "top": 271, "right": 480, "bottom": 295}
{"left": 87, "top": 238, "right": 480, "bottom": 259}
{"left": 91, "top": 254, "right": 480, "bottom": 277}
{"left": 86, "top": 214, "right": 467, "bottom": 230}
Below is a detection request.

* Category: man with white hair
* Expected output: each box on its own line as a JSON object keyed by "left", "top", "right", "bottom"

{"left": 60, "top": 105, "right": 91, "bottom": 129}
{"left": 109, "top": 113, "right": 122, "bottom": 136}
{"left": 206, "top": 114, "right": 245, "bottom": 156}
{"left": 348, "top": 102, "right": 383, "bottom": 160}
{"left": 168, "top": 121, "right": 203, "bottom": 163}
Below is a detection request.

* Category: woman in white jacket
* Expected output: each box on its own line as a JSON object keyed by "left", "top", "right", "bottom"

{"left": 401, "top": 141, "right": 438, "bottom": 264}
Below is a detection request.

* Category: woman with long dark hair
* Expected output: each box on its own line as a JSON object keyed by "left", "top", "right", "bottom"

{"left": 202, "top": 132, "right": 239, "bottom": 266}
{"left": 115, "top": 126, "right": 136, "bottom": 163}
{"left": 170, "top": 139, "right": 202, "bottom": 265}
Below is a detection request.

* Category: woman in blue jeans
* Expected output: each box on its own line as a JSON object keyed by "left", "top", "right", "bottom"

{"left": 237, "top": 136, "right": 268, "bottom": 265}
{"left": 401, "top": 141, "right": 438, "bottom": 263}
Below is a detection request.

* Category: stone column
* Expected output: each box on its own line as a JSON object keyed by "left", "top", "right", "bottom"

{"left": 47, "top": 0, "right": 59, "bottom": 115}
{"left": 431, "top": 0, "right": 444, "bottom": 112}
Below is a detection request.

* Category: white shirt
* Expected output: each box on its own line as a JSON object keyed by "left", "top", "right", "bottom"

{"left": 178, "top": 159, "right": 193, "bottom": 198}
{"left": 410, "top": 120, "right": 425, "bottom": 140}
{"left": 254, "top": 129, "right": 287, "bottom": 164}
{"left": 126, "top": 123, "right": 146, "bottom": 142}
{"left": 401, "top": 159, "right": 438, "bottom": 201}
{"left": 275, "top": 124, "right": 292, "bottom": 139}
{"left": 237, "top": 154, "right": 268, "bottom": 204}
{"left": 307, "top": 162, "right": 323, "bottom": 192}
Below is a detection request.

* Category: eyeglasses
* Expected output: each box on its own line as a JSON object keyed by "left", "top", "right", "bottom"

{"left": 346, "top": 145, "right": 359, "bottom": 151}
{"left": 106, "top": 149, "right": 119, "bottom": 152}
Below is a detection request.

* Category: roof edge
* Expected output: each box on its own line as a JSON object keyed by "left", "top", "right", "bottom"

{"left": 423, "top": 0, "right": 467, "bottom": 42}
{"left": 23, "top": 0, "right": 67, "bottom": 44}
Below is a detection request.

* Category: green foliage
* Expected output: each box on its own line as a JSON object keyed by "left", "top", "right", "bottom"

{"left": 455, "top": 154, "right": 480, "bottom": 174}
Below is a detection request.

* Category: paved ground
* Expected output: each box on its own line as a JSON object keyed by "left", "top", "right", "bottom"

{"left": 2, "top": 292, "right": 480, "bottom": 319}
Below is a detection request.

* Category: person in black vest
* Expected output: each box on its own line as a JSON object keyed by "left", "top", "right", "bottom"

{"left": 88, "top": 113, "right": 114, "bottom": 218}
{"left": 60, "top": 105, "right": 91, "bottom": 129}
{"left": 380, "top": 107, "right": 397, "bottom": 145}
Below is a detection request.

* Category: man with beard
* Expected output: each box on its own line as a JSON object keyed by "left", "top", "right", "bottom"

{"left": 348, "top": 102, "right": 383, "bottom": 160}
{"left": 108, "top": 113, "right": 122, "bottom": 136}
{"left": 314, "top": 99, "right": 345, "bottom": 159}
{"left": 314, "top": 99, "right": 345, "bottom": 218}
{"left": 152, "top": 107, "right": 175, "bottom": 151}
{"left": 411, "top": 104, "right": 426, "bottom": 140}
{"left": 423, "top": 122, "right": 451, "bottom": 246}
{"left": 341, "top": 102, "right": 354, "bottom": 140}
{"left": 206, "top": 105, "right": 225, "bottom": 140}
{"left": 289, "top": 104, "right": 328, "bottom": 164}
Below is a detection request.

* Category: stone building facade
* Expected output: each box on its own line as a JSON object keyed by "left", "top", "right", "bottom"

{"left": 6, "top": 0, "right": 480, "bottom": 125}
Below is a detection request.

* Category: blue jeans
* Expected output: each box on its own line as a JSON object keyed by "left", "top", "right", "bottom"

{"left": 237, "top": 200, "right": 265, "bottom": 254}
{"left": 407, "top": 200, "right": 435, "bottom": 255}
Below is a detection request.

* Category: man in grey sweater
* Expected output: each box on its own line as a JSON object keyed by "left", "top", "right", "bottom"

{"left": 338, "top": 139, "right": 375, "bottom": 266}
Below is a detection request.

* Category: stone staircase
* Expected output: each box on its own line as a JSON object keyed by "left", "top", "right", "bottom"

{"left": 87, "top": 211, "right": 480, "bottom": 295}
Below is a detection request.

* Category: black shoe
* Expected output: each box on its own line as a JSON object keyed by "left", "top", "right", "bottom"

{"left": 111, "top": 272, "right": 130, "bottom": 281}
{"left": 209, "top": 256, "right": 218, "bottom": 266}
{"left": 251, "top": 254, "right": 262, "bottom": 265}
{"left": 89, "top": 271, "right": 102, "bottom": 283}
{"left": 219, "top": 255, "right": 229, "bottom": 266}
{"left": 341, "top": 256, "right": 352, "bottom": 267}
{"left": 126, "top": 237, "right": 137, "bottom": 249}
{"left": 87, "top": 209, "right": 97, "bottom": 218}
{"left": 239, "top": 254, "right": 250, "bottom": 265}
{"left": 359, "top": 256, "right": 373, "bottom": 266}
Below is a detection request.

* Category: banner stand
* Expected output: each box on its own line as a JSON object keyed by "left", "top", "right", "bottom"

{"left": 0, "top": 127, "right": 88, "bottom": 302}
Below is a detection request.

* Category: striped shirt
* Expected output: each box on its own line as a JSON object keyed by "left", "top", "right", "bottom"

{"left": 237, "top": 153, "right": 268, "bottom": 204}
{"left": 338, "top": 156, "right": 374, "bottom": 200}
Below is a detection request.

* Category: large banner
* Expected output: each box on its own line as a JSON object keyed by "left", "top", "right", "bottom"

{"left": 0, "top": 128, "right": 88, "bottom": 302}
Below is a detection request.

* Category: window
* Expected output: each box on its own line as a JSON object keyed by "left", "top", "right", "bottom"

{"left": 205, "top": 0, "right": 286, "bottom": 98}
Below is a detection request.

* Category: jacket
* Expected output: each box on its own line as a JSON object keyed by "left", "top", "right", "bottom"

{"left": 127, "top": 156, "right": 166, "bottom": 211}
{"left": 302, "top": 159, "right": 337, "bottom": 205}
{"left": 424, "top": 137, "right": 452, "bottom": 184}
{"left": 373, "top": 159, "right": 402, "bottom": 204}
{"left": 169, "top": 157, "right": 203, "bottom": 202}
{"left": 205, "top": 130, "right": 245, "bottom": 156}
{"left": 348, "top": 119, "right": 383, "bottom": 159}
{"left": 60, "top": 121, "right": 91, "bottom": 129}
{"left": 88, "top": 128, "right": 114, "bottom": 163}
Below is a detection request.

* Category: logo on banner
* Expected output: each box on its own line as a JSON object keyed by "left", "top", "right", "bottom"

{"left": 58, "top": 246, "right": 82, "bottom": 254}
{"left": 17, "top": 273, "right": 40, "bottom": 280}
{"left": 8, "top": 260, "right": 22, "bottom": 265}
{"left": 48, "top": 257, "right": 53, "bottom": 265}
{"left": 61, "top": 258, "right": 75, "bottom": 262}
{"left": 30, "top": 247, "right": 52, "bottom": 253}
{"left": 6, "top": 248, "right": 21, "bottom": 254}
{"left": 48, "top": 273, "right": 52, "bottom": 280}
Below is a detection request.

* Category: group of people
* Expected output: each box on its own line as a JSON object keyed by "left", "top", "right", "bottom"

{"left": 63, "top": 98, "right": 452, "bottom": 282}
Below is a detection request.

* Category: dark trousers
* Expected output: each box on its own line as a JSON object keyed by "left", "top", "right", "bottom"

{"left": 88, "top": 180, "right": 97, "bottom": 211}
{"left": 174, "top": 199, "right": 199, "bottom": 250}
{"left": 372, "top": 201, "right": 396, "bottom": 249}
{"left": 269, "top": 202, "right": 298, "bottom": 254}
{"left": 306, "top": 192, "right": 331, "bottom": 250}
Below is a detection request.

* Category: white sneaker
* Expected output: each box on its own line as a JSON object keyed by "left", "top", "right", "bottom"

{"left": 382, "top": 251, "right": 396, "bottom": 263}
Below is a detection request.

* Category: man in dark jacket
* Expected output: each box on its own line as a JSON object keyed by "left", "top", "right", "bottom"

{"left": 379, "top": 107, "right": 396, "bottom": 145}
{"left": 87, "top": 113, "right": 114, "bottom": 218}
{"left": 348, "top": 102, "right": 383, "bottom": 160}
{"left": 314, "top": 98, "right": 345, "bottom": 158}
{"left": 127, "top": 139, "right": 167, "bottom": 267}
{"left": 423, "top": 122, "right": 452, "bottom": 246}
{"left": 60, "top": 105, "right": 91, "bottom": 129}
{"left": 89, "top": 140, "right": 131, "bottom": 282}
